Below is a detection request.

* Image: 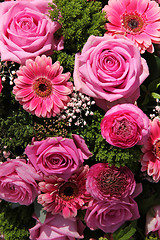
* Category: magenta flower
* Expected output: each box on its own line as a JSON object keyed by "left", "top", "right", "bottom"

{"left": 13, "top": 55, "right": 73, "bottom": 118}
{"left": 101, "top": 104, "right": 150, "bottom": 148}
{"left": 73, "top": 35, "right": 149, "bottom": 111}
{"left": 103, "top": 0, "right": 160, "bottom": 53}
{"left": 0, "top": 159, "right": 41, "bottom": 205}
{"left": 84, "top": 197, "right": 140, "bottom": 233}
{"left": 141, "top": 117, "right": 160, "bottom": 182}
{"left": 29, "top": 213, "right": 85, "bottom": 240}
{"left": 38, "top": 165, "right": 91, "bottom": 218}
{"left": 146, "top": 205, "right": 160, "bottom": 237}
{"left": 86, "top": 163, "right": 136, "bottom": 201}
{"left": 25, "top": 134, "right": 92, "bottom": 181}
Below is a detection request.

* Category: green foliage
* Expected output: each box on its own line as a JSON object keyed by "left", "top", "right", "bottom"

{"left": 145, "top": 232, "right": 160, "bottom": 240}
{"left": 112, "top": 221, "right": 137, "bottom": 240}
{"left": 49, "top": 0, "right": 106, "bottom": 53}
{"left": 77, "top": 109, "right": 141, "bottom": 172}
{"left": 0, "top": 94, "right": 34, "bottom": 156}
{"left": 0, "top": 201, "right": 35, "bottom": 240}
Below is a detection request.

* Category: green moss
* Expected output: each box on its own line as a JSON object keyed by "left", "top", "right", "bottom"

{"left": 0, "top": 201, "right": 35, "bottom": 240}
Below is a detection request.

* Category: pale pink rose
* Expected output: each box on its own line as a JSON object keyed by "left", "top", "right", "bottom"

{"left": 29, "top": 213, "right": 85, "bottom": 240}
{"left": 0, "top": 1, "right": 63, "bottom": 64}
{"left": 0, "top": 159, "right": 41, "bottom": 205}
{"left": 141, "top": 117, "right": 160, "bottom": 182}
{"left": 84, "top": 197, "right": 140, "bottom": 233}
{"left": 86, "top": 163, "right": 136, "bottom": 201}
{"left": 101, "top": 103, "right": 150, "bottom": 148}
{"left": 25, "top": 134, "right": 92, "bottom": 180}
{"left": 73, "top": 35, "right": 149, "bottom": 110}
{"left": 0, "top": 77, "right": 2, "bottom": 93}
{"left": 146, "top": 205, "right": 160, "bottom": 237}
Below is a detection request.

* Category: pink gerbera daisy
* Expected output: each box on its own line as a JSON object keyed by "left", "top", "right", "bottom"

{"left": 141, "top": 117, "right": 160, "bottom": 182}
{"left": 38, "top": 165, "right": 91, "bottom": 218}
{"left": 103, "top": 0, "right": 160, "bottom": 53}
{"left": 13, "top": 55, "right": 73, "bottom": 118}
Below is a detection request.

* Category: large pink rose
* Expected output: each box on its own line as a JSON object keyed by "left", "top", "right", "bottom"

{"left": 101, "top": 103, "right": 150, "bottom": 148}
{"left": 25, "top": 134, "right": 92, "bottom": 180}
{"left": 84, "top": 197, "right": 140, "bottom": 233}
{"left": 0, "top": 1, "right": 63, "bottom": 64}
{"left": 73, "top": 35, "right": 149, "bottom": 110}
{"left": 29, "top": 213, "right": 85, "bottom": 240}
{"left": 0, "top": 159, "right": 41, "bottom": 205}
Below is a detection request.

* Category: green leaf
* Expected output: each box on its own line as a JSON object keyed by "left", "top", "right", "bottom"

{"left": 34, "top": 201, "right": 46, "bottom": 224}
{"left": 152, "top": 92, "right": 160, "bottom": 99}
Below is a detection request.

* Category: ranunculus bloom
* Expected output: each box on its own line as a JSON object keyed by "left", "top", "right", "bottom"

{"left": 0, "top": 1, "right": 63, "bottom": 64}
{"left": 146, "top": 205, "right": 160, "bottom": 237}
{"left": 0, "top": 77, "right": 2, "bottom": 93}
{"left": 84, "top": 197, "right": 140, "bottom": 233}
{"left": 73, "top": 35, "right": 149, "bottom": 110}
{"left": 103, "top": 0, "right": 160, "bottom": 53}
{"left": 38, "top": 165, "right": 91, "bottom": 218}
{"left": 13, "top": 55, "right": 73, "bottom": 118}
{"left": 0, "top": 159, "right": 41, "bottom": 205}
{"left": 25, "top": 134, "right": 92, "bottom": 180}
{"left": 141, "top": 117, "right": 160, "bottom": 182}
{"left": 101, "top": 103, "right": 150, "bottom": 148}
{"left": 29, "top": 213, "right": 85, "bottom": 240}
{"left": 86, "top": 163, "right": 136, "bottom": 201}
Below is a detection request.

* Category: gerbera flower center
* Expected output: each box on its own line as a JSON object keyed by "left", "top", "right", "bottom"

{"left": 154, "top": 139, "right": 160, "bottom": 160}
{"left": 96, "top": 169, "right": 128, "bottom": 197}
{"left": 33, "top": 78, "right": 52, "bottom": 98}
{"left": 122, "top": 12, "right": 145, "bottom": 34}
{"left": 59, "top": 182, "right": 79, "bottom": 201}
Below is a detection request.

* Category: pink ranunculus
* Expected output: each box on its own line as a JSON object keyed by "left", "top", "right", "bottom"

{"left": 25, "top": 134, "right": 92, "bottom": 180}
{"left": 0, "top": 1, "right": 63, "bottom": 65}
{"left": 0, "top": 77, "right": 2, "bottom": 93}
{"left": 73, "top": 35, "right": 149, "bottom": 111}
{"left": 146, "top": 205, "right": 160, "bottom": 237}
{"left": 101, "top": 103, "right": 150, "bottom": 148}
{"left": 84, "top": 197, "right": 140, "bottom": 233}
{"left": 0, "top": 159, "right": 41, "bottom": 205}
{"left": 29, "top": 213, "right": 85, "bottom": 240}
{"left": 86, "top": 163, "right": 136, "bottom": 201}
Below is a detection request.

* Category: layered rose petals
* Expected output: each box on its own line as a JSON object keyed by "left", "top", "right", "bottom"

{"left": 13, "top": 55, "right": 73, "bottom": 118}
{"left": 141, "top": 117, "right": 160, "bottom": 182}
{"left": 103, "top": 0, "right": 160, "bottom": 53}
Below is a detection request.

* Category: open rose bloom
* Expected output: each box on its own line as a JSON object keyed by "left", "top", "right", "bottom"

{"left": 73, "top": 35, "right": 149, "bottom": 110}
{"left": 0, "top": 1, "right": 63, "bottom": 64}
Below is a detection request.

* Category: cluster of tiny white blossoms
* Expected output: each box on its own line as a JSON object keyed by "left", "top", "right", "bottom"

{"left": 150, "top": 98, "right": 160, "bottom": 119}
{"left": 0, "top": 60, "right": 17, "bottom": 85}
{"left": 56, "top": 87, "right": 95, "bottom": 127}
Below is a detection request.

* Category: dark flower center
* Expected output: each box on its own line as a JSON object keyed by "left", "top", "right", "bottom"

{"left": 122, "top": 12, "right": 145, "bottom": 33}
{"left": 154, "top": 139, "right": 160, "bottom": 160}
{"left": 33, "top": 78, "right": 52, "bottom": 98}
{"left": 96, "top": 168, "right": 128, "bottom": 197}
{"left": 59, "top": 182, "right": 79, "bottom": 201}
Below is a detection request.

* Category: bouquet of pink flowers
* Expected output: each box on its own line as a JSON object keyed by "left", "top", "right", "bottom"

{"left": 0, "top": 0, "right": 160, "bottom": 239}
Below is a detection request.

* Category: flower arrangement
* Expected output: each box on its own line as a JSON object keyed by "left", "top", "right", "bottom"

{"left": 0, "top": 0, "right": 160, "bottom": 240}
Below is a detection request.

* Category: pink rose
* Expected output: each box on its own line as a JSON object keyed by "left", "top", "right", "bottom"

{"left": 84, "top": 197, "right": 140, "bottom": 233}
{"left": 73, "top": 35, "right": 149, "bottom": 110}
{"left": 101, "top": 103, "right": 150, "bottom": 148}
{"left": 25, "top": 134, "right": 92, "bottom": 180}
{"left": 146, "top": 205, "right": 160, "bottom": 237}
{"left": 0, "top": 159, "right": 41, "bottom": 205}
{"left": 29, "top": 213, "right": 85, "bottom": 240}
{"left": 0, "top": 1, "right": 63, "bottom": 64}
